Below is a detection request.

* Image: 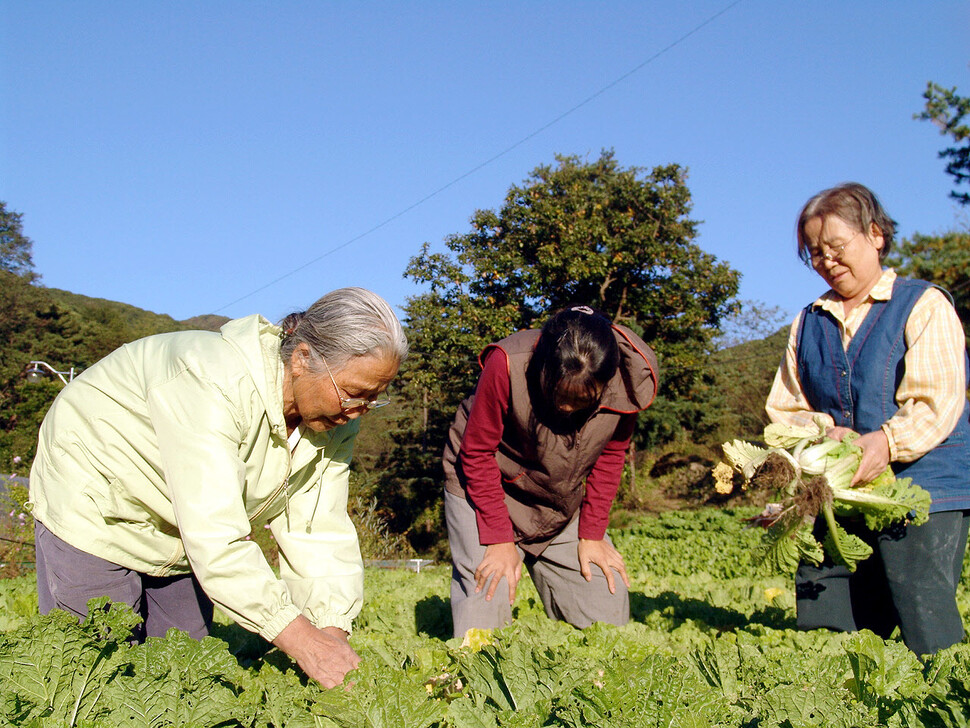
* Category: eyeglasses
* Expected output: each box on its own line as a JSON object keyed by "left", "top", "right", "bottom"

{"left": 321, "top": 356, "right": 391, "bottom": 411}
{"left": 808, "top": 230, "right": 863, "bottom": 268}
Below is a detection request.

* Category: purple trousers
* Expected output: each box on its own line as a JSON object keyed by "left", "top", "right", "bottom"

{"left": 34, "top": 520, "right": 213, "bottom": 641}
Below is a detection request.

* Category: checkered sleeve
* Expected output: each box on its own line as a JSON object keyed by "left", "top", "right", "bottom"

{"left": 883, "top": 287, "right": 968, "bottom": 462}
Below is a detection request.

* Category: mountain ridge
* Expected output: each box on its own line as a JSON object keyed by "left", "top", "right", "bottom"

{"left": 44, "top": 286, "right": 231, "bottom": 333}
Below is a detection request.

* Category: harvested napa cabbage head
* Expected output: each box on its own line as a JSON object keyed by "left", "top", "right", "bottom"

{"left": 713, "top": 420, "right": 931, "bottom": 574}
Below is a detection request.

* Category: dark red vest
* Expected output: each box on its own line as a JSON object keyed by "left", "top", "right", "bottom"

{"left": 443, "top": 324, "right": 658, "bottom": 554}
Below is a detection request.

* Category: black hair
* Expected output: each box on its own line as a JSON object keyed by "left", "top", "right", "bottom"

{"left": 526, "top": 305, "right": 620, "bottom": 433}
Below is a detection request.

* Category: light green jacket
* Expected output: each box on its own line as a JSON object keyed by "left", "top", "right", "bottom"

{"left": 29, "top": 315, "right": 363, "bottom": 640}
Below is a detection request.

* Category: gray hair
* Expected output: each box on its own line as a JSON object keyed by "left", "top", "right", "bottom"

{"left": 796, "top": 182, "right": 897, "bottom": 266}
{"left": 279, "top": 287, "right": 408, "bottom": 371}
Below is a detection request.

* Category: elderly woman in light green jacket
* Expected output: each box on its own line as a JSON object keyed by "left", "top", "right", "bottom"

{"left": 29, "top": 287, "right": 407, "bottom": 689}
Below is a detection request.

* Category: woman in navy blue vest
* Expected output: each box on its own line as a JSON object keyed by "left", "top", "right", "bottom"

{"left": 766, "top": 182, "right": 970, "bottom": 656}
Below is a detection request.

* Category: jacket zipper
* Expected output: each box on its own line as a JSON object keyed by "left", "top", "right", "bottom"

{"left": 250, "top": 446, "right": 293, "bottom": 524}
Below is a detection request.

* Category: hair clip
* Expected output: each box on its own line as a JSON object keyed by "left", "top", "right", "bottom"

{"left": 570, "top": 306, "right": 595, "bottom": 315}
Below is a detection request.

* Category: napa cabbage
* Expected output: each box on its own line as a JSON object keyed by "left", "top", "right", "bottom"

{"left": 716, "top": 420, "right": 931, "bottom": 574}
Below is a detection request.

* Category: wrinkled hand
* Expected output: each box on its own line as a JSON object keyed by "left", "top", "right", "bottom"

{"left": 826, "top": 426, "right": 855, "bottom": 442}
{"left": 826, "top": 427, "right": 891, "bottom": 487}
{"left": 578, "top": 539, "right": 630, "bottom": 594}
{"left": 272, "top": 616, "right": 361, "bottom": 689}
{"left": 475, "top": 542, "right": 522, "bottom": 605}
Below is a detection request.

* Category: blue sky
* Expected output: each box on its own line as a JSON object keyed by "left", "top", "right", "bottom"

{"left": 2, "top": 1, "right": 968, "bottom": 328}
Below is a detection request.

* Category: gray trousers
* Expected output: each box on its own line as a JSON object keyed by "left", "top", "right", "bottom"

{"left": 34, "top": 520, "right": 213, "bottom": 641}
{"left": 445, "top": 490, "right": 629, "bottom": 639}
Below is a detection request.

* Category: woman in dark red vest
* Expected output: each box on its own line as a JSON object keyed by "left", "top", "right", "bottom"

{"left": 442, "top": 306, "right": 658, "bottom": 639}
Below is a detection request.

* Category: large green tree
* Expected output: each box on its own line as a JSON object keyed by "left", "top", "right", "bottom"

{"left": 406, "top": 150, "right": 740, "bottom": 417}
{"left": 384, "top": 151, "right": 741, "bottom": 551}
{"left": 917, "top": 81, "right": 970, "bottom": 206}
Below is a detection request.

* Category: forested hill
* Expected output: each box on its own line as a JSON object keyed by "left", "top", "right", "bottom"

{"left": 712, "top": 326, "right": 788, "bottom": 441}
{"left": 0, "top": 270, "right": 230, "bottom": 470}
{"left": 44, "top": 286, "right": 230, "bottom": 337}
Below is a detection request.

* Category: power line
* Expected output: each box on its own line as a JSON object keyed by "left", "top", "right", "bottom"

{"left": 214, "top": 0, "right": 746, "bottom": 314}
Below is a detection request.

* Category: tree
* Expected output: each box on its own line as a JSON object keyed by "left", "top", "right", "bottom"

{"left": 383, "top": 151, "right": 741, "bottom": 551}
{"left": 917, "top": 81, "right": 970, "bottom": 207}
{"left": 711, "top": 299, "right": 790, "bottom": 350}
{"left": 0, "top": 271, "right": 86, "bottom": 470}
{"left": 0, "top": 202, "right": 38, "bottom": 281}
{"left": 909, "top": 81, "right": 970, "bottom": 341}
{"left": 406, "top": 150, "right": 740, "bottom": 410}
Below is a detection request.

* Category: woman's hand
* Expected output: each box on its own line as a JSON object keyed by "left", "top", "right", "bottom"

{"left": 578, "top": 539, "right": 631, "bottom": 594}
{"left": 475, "top": 542, "right": 522, "bottom": 605}
{"left": 272, "top": 615, "right": 361, "bottom": 689}
{"left": 826, "top": 426, "right": 855, "bottom": 442}
{"left": 826, "top": 427, "right": 891, "bottom": 486}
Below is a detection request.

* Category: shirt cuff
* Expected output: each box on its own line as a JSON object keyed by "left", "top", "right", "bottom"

{"left": 258, "top": 604, "right": 304, "bottom": 642}
{"left": 880, "top": 422, "right": 898, "bottom": 462}
{"left": 577, "top": 520, "right": 608, "bottom": 541}
{"left": 307, "top": 610, "right": 355, "bottom": 635}
{"left": 475, "top": 509, "right": 517, "bottom": 544}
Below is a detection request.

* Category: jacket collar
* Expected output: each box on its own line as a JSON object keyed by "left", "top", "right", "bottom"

{"left": 218, "top": 314, "right": 290, "bottom": 442}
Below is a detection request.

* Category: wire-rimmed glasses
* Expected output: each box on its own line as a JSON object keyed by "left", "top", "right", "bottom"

{"left": 808, "top": 230, "right": 863, "bottom": 268}
{"left": 321, "top": 356, "right": 391, "bottom": 411}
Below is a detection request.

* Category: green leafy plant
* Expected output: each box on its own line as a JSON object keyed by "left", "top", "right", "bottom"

{"left": 1, "top": 508, "right": 968, "bottom": 727}
{"left": 715, "top": 419, "right": 931, "bottom": 573}
{"left": 0, "top": 597, "right": 140, "bottom": 726}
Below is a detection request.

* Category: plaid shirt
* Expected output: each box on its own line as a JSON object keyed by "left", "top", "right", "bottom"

{"left": 766, "top": 269, "right": 968, "bottom": 463}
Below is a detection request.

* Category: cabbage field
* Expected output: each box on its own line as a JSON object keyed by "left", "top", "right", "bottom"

{"left": 2, "top": 507, "right": 969, "bottom": 727}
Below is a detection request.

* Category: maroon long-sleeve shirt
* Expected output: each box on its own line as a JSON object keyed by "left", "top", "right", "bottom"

{"left": 459, "top": 348, "right": 636, "bottom": 545}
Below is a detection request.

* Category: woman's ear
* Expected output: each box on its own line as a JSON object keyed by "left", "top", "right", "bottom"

{"left": 289, "top": 343, "right": 310, "bottom": 376}
{"left": 868, "top": 222, "right": 885, "bottom": 251}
